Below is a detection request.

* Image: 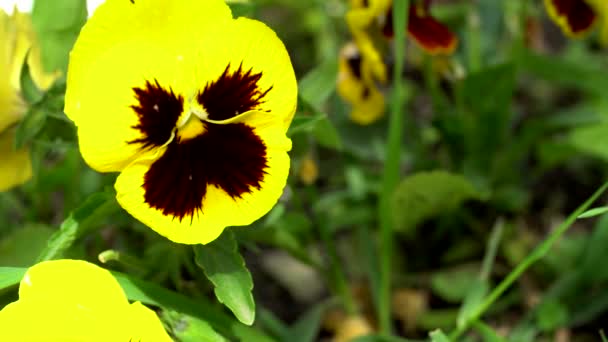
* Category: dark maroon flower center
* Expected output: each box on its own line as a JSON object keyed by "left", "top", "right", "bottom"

{"left": 549, "top": 0, "right": 596, "bottom": 34}
{"left": 128, "top": 63, "right": 273, "bottom": 221}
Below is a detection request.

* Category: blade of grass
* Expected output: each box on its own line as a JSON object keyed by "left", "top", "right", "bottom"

{"left": 378, "top": 0, "right": 409, "bottom": 335}
{"left": 449, "top": 181, "right": 608, "bottom": 340}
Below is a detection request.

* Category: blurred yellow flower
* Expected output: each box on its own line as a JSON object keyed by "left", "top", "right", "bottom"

{"left": 0, "top": 259, "right": 172, "bottom": 342}
{"left": 0, "top": 7, "right": 59, "bottom": 191}
{"left": 337, "top": 43, "right": 386, "bottom": 125}
{"left": 64, "top": 0, "right": 297, "bottom": 244}
{"left": 545, "top": 0, "right": 608, "bottom": 44}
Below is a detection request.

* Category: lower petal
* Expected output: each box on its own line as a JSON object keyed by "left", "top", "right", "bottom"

{"left": 115, "top": 111, "right": 291, "bottom": 244}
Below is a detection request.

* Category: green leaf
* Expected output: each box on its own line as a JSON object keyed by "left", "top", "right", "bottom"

{"left": 457, "top": 279, "right": 489, "bottom": 328}
{"left": 391, "top": 171, "right": 484, "bottom": 234}
{"left": 284, "top": 303, "right": 326, "bottom": 342}
{"left": 0, "top": 225, "right": 54, "bottom": 267}
{"left": 289, "top": 97, "right": 342, "bottom": 150}
{"left": 431, "top": 267, "right": 479, "bottom": 303}
{"left": 19, "top": 53, "right": 43, "bottom": 104}
{"left": 163, "top": 311, "right": 228, "bottom": 342}
{"left": 568, "top": 123, "right": 608, "bottom": 161}
{"left": 461, "top": 63, "right": 516, "bottom": 174}
{"left": 298, "top": 59, "right": 338, "bottom": 108}
{"left": 520, "top": 51, "right": 608, "bottom": 95}
{"left": 0, "top": 267, "right": 26, "bottom": 292}
{"left": 472, "top": 321, "right": 507, "bottom": 342}
{"left": 429, "top": 329, "right": 451, "bottom": 342}
{"left": 194, "top": 231, "right": 255, "bottom": 325}
{"left": 578, "top": 206, "right": 608, "bottom": 219}
{"left": 580, "top": 214, "right": 608, "bottom": 282}
{"left": 351, "top": 335, "right": 417, "bottom": 342}
{"left": 14, "top": 106, "right": 47, "bottom": 149}
{"left": 535, "top": 299, "right": 568, "bottom": 331}
{"left": 37, "top": 191, "right": 116, "bottom": 261}
{"left": 32, "top": 0, "right": 88, "bottom": 72}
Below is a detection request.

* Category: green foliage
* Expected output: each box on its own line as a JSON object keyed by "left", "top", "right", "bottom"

{"left": 391, "top": 171, "right": 485, "bottom": 234}
{"left": 194, "top": 231, "right": 255, "bottom": 326}
{"left": 31, "top": 0, "right": 87, "bottom": 72}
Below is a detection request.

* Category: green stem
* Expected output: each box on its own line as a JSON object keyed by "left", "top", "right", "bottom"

{"left": 448, "top": 181, "right": 608, "bottom": 340}
{"left": 318, "top": 215, "right": 357, "bottom": 315}
{"left": 378, "top": 0, "right": 409, "bottom": 334}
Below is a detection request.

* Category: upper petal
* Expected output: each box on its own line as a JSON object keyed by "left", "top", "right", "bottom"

{"left": 192, "top": 17, "right": 297, "bottom": 131}
{"left": 544, "top": 0, "right": 597, "bottom": 37}
{"left": 64, "top": 0, "right": 233, "bottom": 172}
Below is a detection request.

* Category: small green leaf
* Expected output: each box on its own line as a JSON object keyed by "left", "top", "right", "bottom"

{"left": 290, "top": 97, "right": 342, "bottom": 150}
{"left": 285, "top": 303, "right": 326, "bottom": 342}
{"left": 37, "top": 191, "right": 116, "bottom": 261}
{"left": 194, "top": 231, "right": 255, "bottom": 325}
{"left": 19, "top": 53, "right": 43, "bottom": 104}
{"left": 431, "top": 267, "right": 479, "bottom": 303}
{"left": 298, "top": 59, "right": 338, "bottom": 108}
{"left": 32, "top": 0, "right": 88, "bottom": 72}
{"left": 163, "top": 311, "right": 228, "bottom": 342}
{"left": 578, "top": 206, "right": 608, "bottom": 219}
{"left": 580, "top": 214, "right": 608, "bottom": 282}
{"left": 391, "top": 171, "right": 484, "bottom": 234}
{"left": 429, "top": 329, "right": 451, "bottom": 342}
{"left": 14, "top": 106, "right": 47, "bottom": 149}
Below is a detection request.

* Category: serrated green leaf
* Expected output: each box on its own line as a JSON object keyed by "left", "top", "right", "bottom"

{"left": 32, "top": 0, "right": 87, "bottom": 72}
{"left": 37, "top": 191, "right": 116, "bottom": 261}
{"left": 429, "top": 329, "right": 451, "bottom": 342}
{"left": 194, "top": 231, "right": 255, "bottom": 325}
{"left": 391, "top": 171, "right": 484, "bottom": 234}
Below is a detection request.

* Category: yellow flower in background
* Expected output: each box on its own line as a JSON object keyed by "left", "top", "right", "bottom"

{"left": 0, "top": 8, "right": 58, "bottom": 191}
{"left": 345, "top": 0, "right": 391, "bottom": 83}
{"left": 64, "top": 0, "right": 297, "bottom": 244}
{"left": 545, "top": 0, "right": 608, "bottom": 44}
{"left": 0, "top": 259, "right": 172, "bottom": 342}
{"left": 337, "top": 43, "right": 385, "bottom": 125}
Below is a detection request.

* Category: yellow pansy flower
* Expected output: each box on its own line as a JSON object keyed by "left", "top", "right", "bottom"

{"left": 64, "top": 0, "right": 297, "bottom": 244}
{"left": 0, "top": 8, "right": 58, "bottom": 191}
{"left": 0, "top": 259, "right": 172, "bottom": 342}
{"left": 346, "top": 0, "right": 391, "bottom": 83}
{"left": 337, "top": 43, "right": 385, "bottom": 125}
{"left": 544, "top": 0, "right": 608, "bottom": 44}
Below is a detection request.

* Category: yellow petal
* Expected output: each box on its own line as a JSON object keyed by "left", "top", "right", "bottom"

{"left": 0, "top": 260, "right": 173, "bottom": 341}
{"left": 115, "top": 110, "right": 291, "bottom": 244}
{"left": 0, "top": 10, "right": 20, "bottom": 133}
{"left": 65, "top": 0, "right": 233, "bottom": 172}
{"left": 192, "top": 17, "right": 297, "bottom": 131}
{"left": 337, "top": 44, "right": 385, "bottom": 125}
{"left": 0, "top": 128, "right": 31, "bottom": 191}
{"left": 129, "top": 302, "right": 174, "bottom": 342}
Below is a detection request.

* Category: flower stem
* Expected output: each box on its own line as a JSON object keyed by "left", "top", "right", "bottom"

{"left": 378, "top": 0, "right": 409, "bottom": 335}
{"left": 448, "top": 181, "right": 608, "bottom": 340}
